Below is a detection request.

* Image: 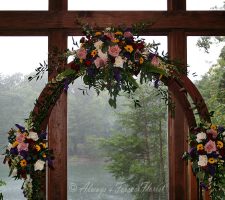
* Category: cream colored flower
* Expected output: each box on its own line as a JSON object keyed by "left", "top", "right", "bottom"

{"left": 114, "top": 56, "right": 124, "bottom": 68}
{"left": 27, "top": 131, "right": 39, "bottom": 141}
{"left": 98, "top": 49, "right": 108, "bottom": 60}
{"left": 94, "top": 40, "right": 103, "bottom": 50}
{"left": 196, "top": 132, "right": 207, "bottom": 143}
{"left": 198, "top": 155, "right": 208, "bottom": 167}
{"left": 34, "top": 160, "right": 45, "bottom": 171}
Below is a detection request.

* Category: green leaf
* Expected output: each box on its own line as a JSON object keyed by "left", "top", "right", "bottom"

{"left": 56, "top": 69, "right": 76, "bottom": 81}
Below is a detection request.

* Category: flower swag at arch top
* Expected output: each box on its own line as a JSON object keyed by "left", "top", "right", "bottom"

{"left": 3, "top": 24, "right": 225, "bottom": 200}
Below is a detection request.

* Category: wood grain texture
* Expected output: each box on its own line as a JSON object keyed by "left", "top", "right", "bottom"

{"left": 168, "top": 0, "right": 186, "bottom": 11}
{"left": 48, "top": 32, "right": 68, "bottom": 200}
{"left": 168, "top": 30, "right": 189, "bottom": 200}
{"left": 0, "top": 11, "right": 224, "bottom": 35}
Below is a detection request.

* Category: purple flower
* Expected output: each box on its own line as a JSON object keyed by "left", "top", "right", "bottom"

{"left": 218, "top": 126, "right": 225, "bottom": 133}
{"left": 15, "top": 124, "right": 26, "bottom": 132}
{"left": 200, "top": 182, "right": 208, "bottom": 190}
{"left": 63, "top": 79, "right": 69, "bottom": 91}
{"left": 19, "top": 150, "right": 28, "bottom": 159}
{"left": 39, "top": 131, "right": 47, "bottom": 140}
{"left": 10, "top": 148, "right": 18, "bottom": 155}
{"left": 208, "top": 165, "right": 216, "bottom": 176}
{"left": 114, "top": 68, "right": 122, "bottom": 82}
{"left": 123, "top": 52, "right": 131, "bottom": 59}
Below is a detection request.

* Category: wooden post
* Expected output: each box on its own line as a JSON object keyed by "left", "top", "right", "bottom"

{"left": 168, "top": 30, "right": 190, "bottom": 200}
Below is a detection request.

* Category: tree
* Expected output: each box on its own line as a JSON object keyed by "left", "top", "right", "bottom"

{"left": 101, "top": 84, "right": 168, "bottom": 200}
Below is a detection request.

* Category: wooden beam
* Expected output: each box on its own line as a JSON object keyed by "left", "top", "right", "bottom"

{"left": 0, "top": 11, "right": 224, "bottom": 35}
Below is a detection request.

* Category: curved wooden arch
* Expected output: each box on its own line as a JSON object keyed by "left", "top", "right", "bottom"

{"left": 31, "top": 62, "right": 211, "bottom": 133}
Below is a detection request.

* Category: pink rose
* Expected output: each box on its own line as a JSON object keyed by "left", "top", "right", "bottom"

{"left": 124, "top": 31, "right": 133, "bottom": 38}
{"left": 17, "top": 142, "right": 29, "bottom": 152}
{"left": 108, "top": 45, "right": 121, "bottom": 57}
{"left": 94, "top": 57, "right": 107, "bottom": 68}
{"left": 204, "top": 140, "right": 217, "bottom": 153}
{"left": 77, "top": 48, "right": 87, "bottom": 59}
{"left": 151, "top": 56, "right": 160, "bottom": 66}
{"left": 16, "top": 133, "right": 25, "bottom": 143}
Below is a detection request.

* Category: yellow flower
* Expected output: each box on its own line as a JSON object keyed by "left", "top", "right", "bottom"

{"left": 210, "top": 124, "right": 217, "bottom": 130}
{"left": 79, "top": 59, "right": 83, "bottom": 63}
{"left": 197, "top": 144, "right": 204, "bottom": 151}
{"left": 115, "top": 31, "right": 123, "bottom": 35}
{"left": 20, "top": 159, "right": 27, "bottom": 167}
{"left": 42, "top": 153, "right": 47, "bottom": 158}
{"left": 112, "top": 39, "right": 120, "bottom": 43}
{"left": 139, "top": 57, "right": 144, "bottom": 64}
{"left": 40, "top": 143, "right": 47, "bottom": 149}
{"left": 35, "top": 145, "right": 41, "bottom": 152}
{"left": 95, "top": 32, "right": 102, "bottom": 36}
{"left": 217, "top": 141, "right": 224, "bottom": 149}
{"left": 12, "top": 141, "right": 19, "bottom": 148}
{"left": 124, "top": 45, "right": 134, "bottom": 53}
{"left": 91, "top": 50, "right": 97, "bottom": 57}
{"left": 208, "top": 157, "right": 216, "bottom": 164}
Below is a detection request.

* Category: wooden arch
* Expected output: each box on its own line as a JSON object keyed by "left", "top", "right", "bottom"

{"left": 31, "top": 61, "right": 211, "bottom": 199}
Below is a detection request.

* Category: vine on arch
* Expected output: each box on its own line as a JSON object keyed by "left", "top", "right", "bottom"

{"left": 3, "top": 24, "right": 224, "bottom": 200}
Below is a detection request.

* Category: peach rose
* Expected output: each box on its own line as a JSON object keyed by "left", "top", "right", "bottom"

{"left": 151, "top": 56, "right": 160, "bottom": 66}
{"left": 17, "top": 142, "right": 29, "bottom": 152}
{"left": 108, "top": 45, "right": 121, "bottom": 57}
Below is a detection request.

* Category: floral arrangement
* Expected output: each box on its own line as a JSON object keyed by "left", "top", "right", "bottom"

{"left": 183, "top": 124, "right": 225, "bottom": 199}
{"left": 4, "top": 124, "right": 53, "bottom": 199}
{"left": 48, "top": 24, "right": 177, "bottom": 108}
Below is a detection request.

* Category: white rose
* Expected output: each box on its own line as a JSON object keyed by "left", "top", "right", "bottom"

{"left": 196, "top": 132, "right": 207, "bottom": 143}
{"left": 34, "top": 160, "right": 45, "bottom": 171}
{"left": 98, "top": 49, "right": 108, "bottom": 60}
{"left": 27, "top": 131, "right": 39, "bottom": 141}
{"left": 198, "top": 155, "right": 208, "bottom": 167}
{"left": 114, "top": 56, "right": 124, "bottom": 68}
{"left": 94, "top": 40, "right": 103, "bottom": 50}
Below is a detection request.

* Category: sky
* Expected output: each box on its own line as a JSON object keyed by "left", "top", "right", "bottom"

{"left": 0, "top": 0, "right": 224, "bottom": 81}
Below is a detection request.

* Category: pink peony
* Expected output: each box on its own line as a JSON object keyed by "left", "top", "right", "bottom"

{"left": 151, "top": 56, "right": 160, "bottom": 66}
{"left": 204, "top": 140, "right": 217, "bottom": 153}
{"left": 124, "top": 31, "right": 133, "bottom": 38}
{"left": 76, "top": 48, "right": 87, "bottom": 59}
{"left": 16, "top": 133, "right": 25, "bottom": 143}
{"left": 17, "top": 142, "right": 29, "bottom": 152}
{"left": 94, "top": 57, "right": 107, "bottom": 68}
{"left": 108, "top": 45, "right": 121, "bottom": 57}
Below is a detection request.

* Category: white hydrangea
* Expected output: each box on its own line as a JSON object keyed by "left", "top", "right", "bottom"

{"left": 27, "top": 131, "right": 39, "bottom": 141}
{"left": 114, "top": 56, "right": 124, "bottom": 68}
{"left": 196, "top": 132, "right": 207, "bottom": 143}
{"left": 34, "top": 160, "right": 45, "bottom": 171}
{"left": 198, "top": 155, "right": 208, "bottom": 167}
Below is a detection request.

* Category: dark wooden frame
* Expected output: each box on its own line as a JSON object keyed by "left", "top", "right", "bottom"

{"left": 0, "top": 0, "right": 225, "bottom": 199}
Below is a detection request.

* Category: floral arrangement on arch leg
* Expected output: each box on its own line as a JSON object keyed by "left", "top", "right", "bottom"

{"left": 3, "top": 124, "right": 53, "bottom": 200}
{"left": 183, "top": 123, "right": 225, "bottom": 199}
